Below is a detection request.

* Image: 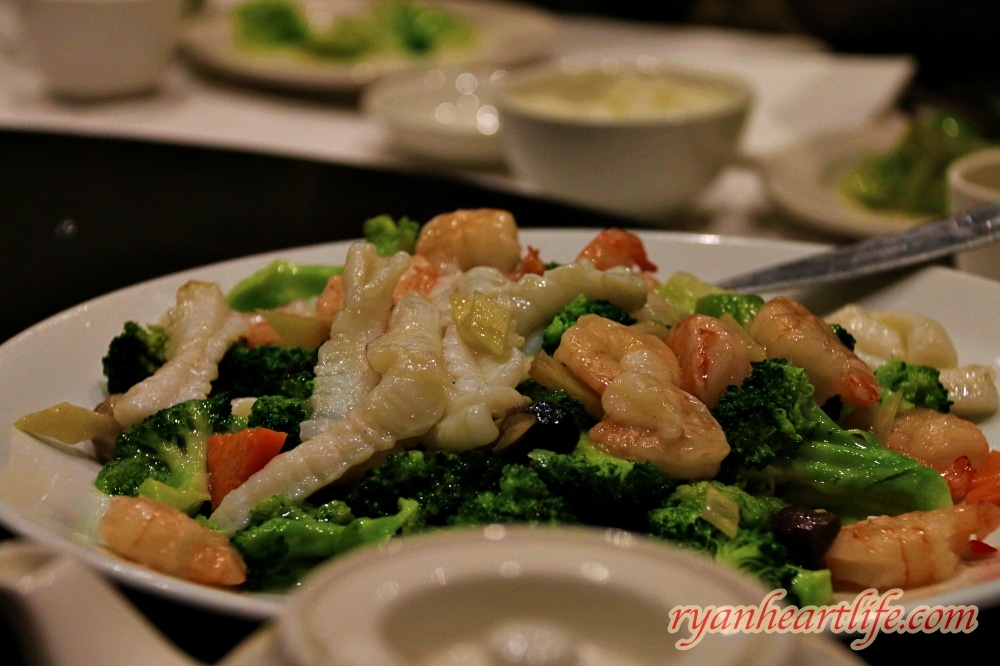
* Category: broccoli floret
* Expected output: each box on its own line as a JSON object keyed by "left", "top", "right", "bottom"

{"left": 714, "top": 528, "right": 832, "bottom": 607}
{"left": 231, "top": 0, "right": 310, "bottom": 47}
{"left": 874, "top": 357, "right": 953, "bottom": 413}
{"left": 648, "top": 481, "right": 830, "bottom": 606}
{"left": 541, "top": 294, "right": 636, "bottom": 354}
{"left": 829, "top": 323, "right": 857, "bottom": 351}
{"left": 452, "top": 465, "right": 574, "bottom": 524}
{"left": 647, "top": 481, "right": 785, "bottom": 550}
{"left": 102, "top": 321, "right": 168, "bottom": 394}
{"left": 346, "top": 443, "right": 677, "bottom": 533}
{"left": 380, "top": 0, "right": 472, "bottom": 54}
{"left": 94, "top": 394, "right": 243, "bottom": 515}
{"left": 516, "top": 378, "right": 597, "bottom": 430}
{"left": 694, "top": 292, "right": 764, "bottom": 328}
{"left": 362, "top": 214, "right": 420, "bottom": 256}
{"left": 212, "top": 342, "right": 317, "bottom": 400}
{"left": 231, "top": 494, "right": 419, "bottom": 590}
{"left": 247, "top": 395, "right": 308, "bottom": 450}
{"left": 712, "top": 358, "right": 826, "bottom": 473}
{"left": 712, "top": 358, "right": 952, "bottom": 520}
{"left": 528, "top": 439, "right": 677, "bottom": 532}
{"left": 344, "top": 450, "right": 506, "bottom": 529}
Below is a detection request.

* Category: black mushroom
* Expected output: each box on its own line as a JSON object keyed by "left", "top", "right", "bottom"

{"left": 770, "top": 505, "right": 842, "bottom": 570}
{"left": 493, "top": 401, "right": 582, "bottom": 461}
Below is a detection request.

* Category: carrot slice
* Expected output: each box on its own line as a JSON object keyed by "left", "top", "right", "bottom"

{"left": 206, "top": 428, "right": 287, "bottom": 510}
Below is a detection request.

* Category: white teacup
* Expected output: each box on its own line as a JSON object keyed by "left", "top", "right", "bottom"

{"left": 16, "top": 0, "right": 185, "bottom": 99}
{"left": 947, "top": 147, "right": 1000, "bottom": 281}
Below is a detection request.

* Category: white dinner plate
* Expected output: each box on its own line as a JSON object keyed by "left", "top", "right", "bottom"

{"left": 180, "top": 0, "right": 559, "bottom": 93}
{"left": 759, "top": 116, "right": 932, "bottom": 239}
{"left": 1, "top": 229, "right": 999, "bottom": 621}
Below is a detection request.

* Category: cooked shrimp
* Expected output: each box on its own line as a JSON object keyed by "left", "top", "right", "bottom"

{"left": 553, "top": 314, "right": 680, "bottom": 394}
{"left": 393, "top": 254, "right": 455, "bottom": 301}
{"left": 99, "top": 495, "right": 246, "bottom": 586}
{"left": 555, "top": 314, "right": 729, "bottom": 479}
{"left": 823, "top": 502, "right": 1000, "bottom": 590}
{"left": 212, "top": 293, "right": 449, "bottom": 534}
{"left": 885, "top": 408, "right": 990, "bottom": 474}
{"left": 747, "top": 296, "right": 880, "bottom": 407}
{"left": 113, "top": 281, "right": 249, "bottom": 428}
{"left": 301, "top": 244, "right": 411, "bottom": 439}
{"left": 665, "top": 314, "right": 755, "bottom": 409}
{"left": 314, "top": 273, "right": 345, "bottom": 321}
{"left": 414, "top": 208, "right": 523, "bottom": 274}
{"left": 518, "top": 245, "right": 547, "bottom": 277}
{"left": 591, "top": 372, "right": 730, "bottom": 479}
{"left": 575, "top": 227, "right": 658, "bottom": 272}
{"left": 825, "top": 303, "right": 959, "bottom": 370}
{"left": 242, "top": 298, "right": 326, "bottom": 348}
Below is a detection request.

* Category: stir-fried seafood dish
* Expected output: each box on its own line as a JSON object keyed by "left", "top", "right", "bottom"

{"left": 14, "top": 209, "right": 1000, "bottom": 604}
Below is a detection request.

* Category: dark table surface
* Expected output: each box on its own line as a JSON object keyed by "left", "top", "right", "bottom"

{"left": 2, "top": 128, "right": 998, "bottom": 665}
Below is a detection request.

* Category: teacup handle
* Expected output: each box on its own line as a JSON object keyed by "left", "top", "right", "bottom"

{"left": 0, "top": 540, "right": 198, "bottom": 666}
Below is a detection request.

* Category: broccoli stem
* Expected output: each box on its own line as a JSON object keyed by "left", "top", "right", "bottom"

{"left": 759, "top": 438, "right": 953, "bottom": 521}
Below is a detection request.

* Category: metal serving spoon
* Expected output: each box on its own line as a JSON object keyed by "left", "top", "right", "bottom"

{"left": 714, "top": 202, "right": 1000, "bottom": 293}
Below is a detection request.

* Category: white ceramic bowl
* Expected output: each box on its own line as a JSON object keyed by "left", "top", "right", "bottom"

{"left": 947, "top": 147, "right": 1000, "bottom": 281}
{"left": 272, "top": 525, "right": 858, "bottom": 666}
{"left": 492, "top": 58, "right": 753, "bottom": 221}
{"left": 362, "top": 65, "right": 510, "bottom": 166}
{"left": 17, "top": 0, "right": 184, "bottom": 99}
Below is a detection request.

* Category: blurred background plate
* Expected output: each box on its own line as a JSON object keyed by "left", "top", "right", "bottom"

{"left": 180, "top": 0, "right": 559, "bottom": 93}
{"left": 758, "top": 115, "right": 925, "bottom": 238}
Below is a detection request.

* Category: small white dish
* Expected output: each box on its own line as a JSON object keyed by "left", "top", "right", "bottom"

{"left": 278, "top": 525, "right": 814, "bottom": 666}
{"left": 0, "top": 530, "right": 865, "bottom": 666}
{"left": 947, "top": 147, "right": 1000, "bottom": 280}
{"left": 17, "top": 0, "right": 185, "bottom": 99}
{"left": 759, "top": 116, "right": 928, "bottom": 238}
{"left": 361, "top": 65, "right": 508, "bottom": 166}
{"left": 492, "top": 57, "right": 753, "bottom": 221}
{"left": 180, "top": 0, "right": 558, "bottom": 93}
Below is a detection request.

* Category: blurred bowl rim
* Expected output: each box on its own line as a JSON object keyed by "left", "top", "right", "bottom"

{"left": 276, "top": 524, "right": 799, "bottom": 666}
{"left": 492, "top": 56, "right": 755, "bottom": 128}
{"left": 360, "top": 64, "right": 510, "bottom": 134}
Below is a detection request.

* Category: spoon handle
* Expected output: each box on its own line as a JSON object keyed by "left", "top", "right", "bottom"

{"left": 715, "top": 203, "right": 1000, "bottom": 292}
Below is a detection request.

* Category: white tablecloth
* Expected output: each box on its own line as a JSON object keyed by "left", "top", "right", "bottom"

{"left": 0, "top": 3, "right": 915, "bottom": 243}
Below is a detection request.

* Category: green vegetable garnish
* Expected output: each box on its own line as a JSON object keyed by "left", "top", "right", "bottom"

{"left": 231, "top": 0, "right": 310, "bottom": 48}
{"left": 230, "top": 0, "right": 475, "bottom": 62}
{"left": 841, "top": 110, "right": 993, "bottom": 217}
{"left": 362, "top": 214, "right": 420, "bottom": 256}
{"left": 226, "top": 259, "right": 341, "bottom": 312}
